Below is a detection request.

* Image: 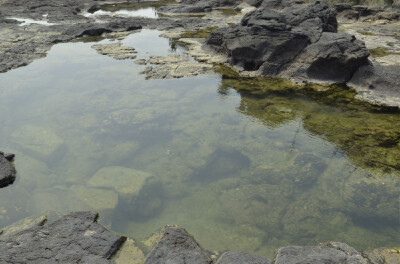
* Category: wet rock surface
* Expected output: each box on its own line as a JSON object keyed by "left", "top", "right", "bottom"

{"left": 92, "top": 42, "right": 138, "bottom": 60}
{"left": 206, "top": 1, "right": 370, "bottom": 84}
{"left": 0, "top": 211, "right": 126, "bottom": 264}
{"left": 0, "top": 151, "right": 16, "bottom": 188}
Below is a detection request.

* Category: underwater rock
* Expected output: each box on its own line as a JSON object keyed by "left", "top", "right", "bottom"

{"left": 206, "top": 1, "right": 369, "bottom": 84}
{"left": 0, "top": 151, "right": 16, "bottom": 188}
{"left": 290, "top": 153, "right": 327, "bottom": 189}
{"left": 363, "top": 248, "right": 400, "bottom": 264}
{"left": 88, "top": 166, "right": 152, "bottom": 197}
{"left": 215, "top": 251, "right": 272, "bottom": 264}
{"left": 144, "top": 225, "right": 212, "bottom": 264}
{"left": 0, "top": 211, "right": 125, "bottom": 263}
{"left": 70, "top": 185, "right": 118, "bottom": 211}
{"left": 11, "top": 125, "right": 64, "bottom": 157}
{"left": 91, "top": 42, "right": 137, "bottom": 60}
{"left": 275, "top": 242, "right": 368, "bottom": 264}
{"left": 191, "top": 146, "right": 251, "bottom": 183}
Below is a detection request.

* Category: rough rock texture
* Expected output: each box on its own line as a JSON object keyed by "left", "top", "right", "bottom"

{"left": 0, "top": 211, "right": 125, "bottom": 264}
{"left": 206, "top": 1, "right": 370, "bottom": 83}
{"left": 0, "top": 151, "right": 16, "bottom": 188}
{"left": 144, "top": 226, "right": 212, "bottom": 264}
{"left": 362, "top": 248, "right": 400, "bottom": 264}
{"left": 158, "top": 0, "right": 239, "bottom": 14}
{"left": 216, "top": 251, "right": 272, "bottom": 264}
{"left": 275, "top": 242, "right": 368, "bottom": 264}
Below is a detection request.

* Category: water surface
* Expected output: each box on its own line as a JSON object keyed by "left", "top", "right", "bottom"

{"left": 0, "top": 29, "right": 398, "bottom": 258}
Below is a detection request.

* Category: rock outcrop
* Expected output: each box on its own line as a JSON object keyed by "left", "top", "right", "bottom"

{"left": 0, "top": 151, "right": 16, "bottom": 188}
{"left": 206, "top": 1, "right": 370, "bottom": 84}
{"left": 0, "top": 211, "right": 125, "bottom": 263}
{"left": 144, "top": 226, "right": 212, "bottom": 264}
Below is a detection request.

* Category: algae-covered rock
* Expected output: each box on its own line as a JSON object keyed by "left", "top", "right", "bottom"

{"left": 216, "top": 251, "right": 272, "bottom": 264}
{"left": 0, "top": 215, "right": 47, "bottom": 236}
{"left": 11, "top": 125, "right": 65, "bottom": 157}
{"left": 113, "top": 238, "right": 146, "bottom": 264}
{"left": 363, "top": 248, "right": 400, "bottom": 264}
{"left": 140, "top": 63, "right": 213, "bottom": 79}
{"left": 70, "top": 185, "right": 118, "bottom": 211}
{"left": 91, "top": 42, "right": 137, "bottom": 60}
{"left": 88, "top": 166, "right": 152, "bottom": 196}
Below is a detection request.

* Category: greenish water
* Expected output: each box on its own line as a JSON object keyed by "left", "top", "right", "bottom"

{"left": 0, "top": 29, "right": 399, "bottom": 258}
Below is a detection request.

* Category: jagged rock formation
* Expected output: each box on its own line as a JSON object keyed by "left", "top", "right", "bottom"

{"left": 206, "top": 1, "right": 370, "bottom": 84}
{"left": 0, "top": 151, "right": 15, "bottom": 188}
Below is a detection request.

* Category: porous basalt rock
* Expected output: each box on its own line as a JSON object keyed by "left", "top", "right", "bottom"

{"left": 0, "top": 211, "right": 126, "bottom": 263}
{"left": 205, "top": 1, "right": 370, "bottom": 84}
{"left": 0, "top": 151, "right": 16, "bottom": 188}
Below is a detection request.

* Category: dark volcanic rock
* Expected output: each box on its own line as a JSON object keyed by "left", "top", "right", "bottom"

{"left": 0, "top": 211, "right": 125, "bottom": 264}
{"left": 206, "top": 1, "right": 370, "bottom": 83}
{"left": 0, "top": 152, "right": 16, "bottom": 188}
{"left": 275, "top": 242, "right": 368, "bottom": 264}
{"left": 216, "top": 251, "right": 272, "bottom": 264}
{"left": 144, "top": 226, "right": 212, "bottom": 264}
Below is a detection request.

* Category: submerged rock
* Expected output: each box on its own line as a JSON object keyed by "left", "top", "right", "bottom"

{"left": 0, "top": 211, "right": 125, "bottom": 263}
{"left": 216, "top": 251, "right": 272, "bottom": 264}
{"left": 144, "top": 225, "right": 212, "bottom": 264}
{"left": 206, "top": 1, "right": 369, "bottom": 84}
{"left": 0, "top": 152, "right": 16, "bottom": 188}
{"left": 275, "top": 242, "right": 368, "bottom": 264}
{"left": 363, "top": 248, "right": 400, "bottom": 264}
{"left": 91, "top": 42, "right": 137, "bottom": 60}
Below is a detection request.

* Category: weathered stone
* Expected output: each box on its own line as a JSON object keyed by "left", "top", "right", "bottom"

{"left": 206, "top": 1, "right": 370, "bottom": 83}
{"left": 363, "top": 248, "right": 400, "bottom": 264}
{"left": 144, "top": 226, "right": 212, "bottom": 264}
{"left": 92, "top": 42, "right": 137, "bottom": 60}
{"left": 0, "top": 211, "right": 126, "bottom": 263}
{"left": 0, "top": 215, "right": 47, "bottom": 237}
{"left": 275, "top": 242, "right": 368, "bottom": 264}
{"left": 141, "top": 62, "right": 213, "bottom": 79}
{"left": 216, "top": 251, "right": 272, "bottom": 264}
{"left": 0, "top": 152, "right": 16, "bottom": 188}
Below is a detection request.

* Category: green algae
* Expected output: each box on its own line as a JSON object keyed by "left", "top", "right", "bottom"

{"left": 369, "top": 47, "right": 400, "bottom": 57}
{"left": 179, "top": 27, "right": 219, "bottom": 39}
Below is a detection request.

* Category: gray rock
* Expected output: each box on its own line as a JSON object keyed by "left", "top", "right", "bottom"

{"left": 362, "top": 248, "right": 400, "bottom": 264}
{"left": 0, "top": 211, "right": 125, "bottom": 264}
{"left": 216, "top": 251, "right": 272, "bottom": 264}
{"left": 0, "top": 152, "right": 16, "bottom": 188}
{"left": 144, "top": 226, "right": 212, "bottom": 264}
{"left": 206, "top": 1, "right": 370, "bottom": 83}
{"left": 275, "top": 242, "right": 368, "bottom": 264}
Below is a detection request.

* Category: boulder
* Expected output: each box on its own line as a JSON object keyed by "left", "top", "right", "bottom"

{"left": 0, "top": 152, "right": 16, "bottom": 188}
{"left": 206, "top": 1, "right": 369, "bottom": 83}
{"left": 144, "top": 226, "right": 212, "bottom": 264}
{"left": 0, "top": 211, "right": 125, "bottom": 263}
{"left": 216, "top": 251, "right": 272, "bottom": 264}
{"left": 275, "top": 242, "right": 368, "bottom": 264}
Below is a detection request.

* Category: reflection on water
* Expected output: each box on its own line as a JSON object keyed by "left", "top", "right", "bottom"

{"left": 0, "top": 29, "right": 399, "bottom": 258}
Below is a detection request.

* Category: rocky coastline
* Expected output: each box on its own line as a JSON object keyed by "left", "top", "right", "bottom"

{"left": 0, "top": 211, "right": 398, "bottom": 264}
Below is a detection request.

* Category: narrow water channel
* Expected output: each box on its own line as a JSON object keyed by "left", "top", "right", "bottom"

{"left": 0, "top": 29, "right": 398, "bottom": 258}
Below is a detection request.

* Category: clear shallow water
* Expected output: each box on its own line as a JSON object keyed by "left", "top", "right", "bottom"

{"left": 83, "top": 7, "right": 159, "bottom": 19}
{"left": 0, "top": 29, "right": 399, "bottom": 258}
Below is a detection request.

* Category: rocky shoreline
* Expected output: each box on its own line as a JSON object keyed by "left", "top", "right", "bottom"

{"left": 0, "top": 151, "right": 15, "bottom": 188}
{"left": 0, "top": 0, "right": 399, "bottom": 107}
{"left": 0, "top": 211, "right": 398, "bottom": 263}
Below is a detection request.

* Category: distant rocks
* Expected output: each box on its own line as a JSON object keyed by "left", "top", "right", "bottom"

{"left": 91, "top": 43, "right": 137, "bottom": 60}
{"left": 0, "top": 151, "right": 16, "bottom": 188}
{"left": 0, "top": 211, "right": 125, "bottom": 264}
{"left": 205, "top": 1, "right": 370, "bottom": 84}
{"left": 158, "top": 0, "right": 239, "bottom": 14}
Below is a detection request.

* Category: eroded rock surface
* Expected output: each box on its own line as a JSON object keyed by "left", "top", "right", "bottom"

{"left": 0, "top": 211, "right": 125, "bottom": 264}
{"left": 206, "top": 1, "right": 370, "bottom": 84}
{"left": 0, "top": 151, "right": 16, "bottom": 188}
{"left": 144, "top": 226, "right": 212, "bottom": 264}
{"left": 216, "top": 251, "right": 272, "bottom": 264}
{"left": 275, "top": 242, "right": 368, "bottom": 264}
{"left": 92, "top": 42, "right": 137, "bottom": 60}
